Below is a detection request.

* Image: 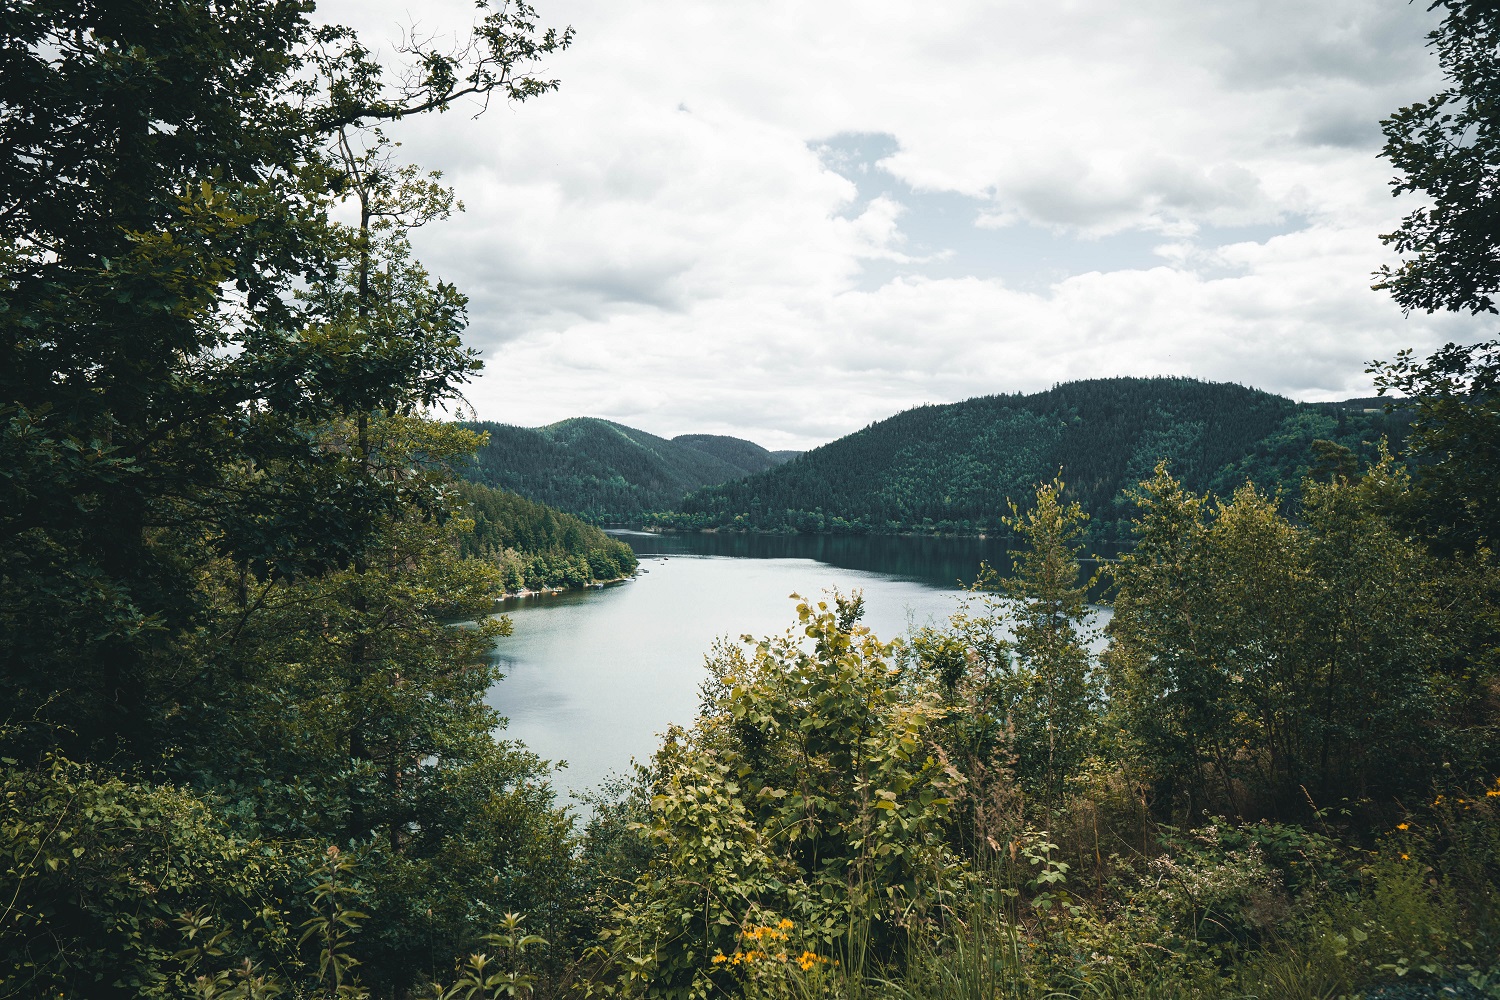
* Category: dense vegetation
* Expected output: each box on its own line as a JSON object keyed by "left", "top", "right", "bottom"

{"left": 656, "top": 379, "right": 1410, "bottom": 540}
{"left": 456, "top": 480, "right": 638, "bottom": 592}
{"left": 0, "top": 3, "right": 588, "bottom": 997}
{"left": 565, "top": 8, "right": 1500, "bottom": 996}
{"left": 462, "top": 418, "right": 793, "bottom": 523}
{"left": 593, "top": 460, "right": 1500, "bottom": 1000}
{"left": 3, "top": 2, "right": 1500, "bottom": 1000}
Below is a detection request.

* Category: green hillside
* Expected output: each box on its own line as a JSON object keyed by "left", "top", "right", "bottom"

{"left": 657, "top": 377, "right": 1410, "bottom": 541}
{"left": 460, "top": 418, "right": 782, "bottom": 522}
{"left": 671, "top": 433, "right": 795, "bottom": 474}
{"left": 454, "top": 480, "right": 638, "bottom": 592}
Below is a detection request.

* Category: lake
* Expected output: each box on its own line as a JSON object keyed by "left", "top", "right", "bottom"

{"left": 483, "top": 532, "right": 1107, "bottom": 807}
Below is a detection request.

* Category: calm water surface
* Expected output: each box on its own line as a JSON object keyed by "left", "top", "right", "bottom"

{"left": 484, "top": 532, "right": 1107, "bottom": 805}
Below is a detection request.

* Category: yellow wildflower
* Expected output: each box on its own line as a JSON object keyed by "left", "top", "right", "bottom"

{"left": 1397, "top": 823, "right": 1409, "bottom": 831}
{"left": 712, "top": 954, "right": 728, "bottom": 965}
{"left": 778, "top": 918, "right": 795, "bottom": 930}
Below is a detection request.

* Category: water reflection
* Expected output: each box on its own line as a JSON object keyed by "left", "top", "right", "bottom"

{"left": 612, "top": 530, "right": 1122, "bottom": 593}
{"left": 609, "top": 530, "right": 1006, "bottom": 589}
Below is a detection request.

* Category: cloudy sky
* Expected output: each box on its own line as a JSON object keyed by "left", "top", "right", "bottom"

{"left": 324, "top": 0, "right": 1489, "bottom": 450}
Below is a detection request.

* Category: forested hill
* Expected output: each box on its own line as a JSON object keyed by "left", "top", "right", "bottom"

{"left": 658, "top": 377, "right": 1410, "bottom": 541}
{"left": 461, "top": 417, "right": 791, "bottom": 522}
{"left": 672, "top": 433, "right": 797, "bottom": 474}
{"left": 454, "top": 480, "right": 637, "bottom": 592}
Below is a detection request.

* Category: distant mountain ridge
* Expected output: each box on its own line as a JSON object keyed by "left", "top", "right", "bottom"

{"left": 460, "top": 417, "right": 795, "bottom": 522}
{"left": 670, "top": 434, "right": 790, "bottom": 476}
{"left": 655, "top": 377, "right": 1410, "bottom": 541}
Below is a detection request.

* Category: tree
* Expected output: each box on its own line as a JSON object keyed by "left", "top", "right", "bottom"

{"left": 1376, "top": 1, "right": 1500, "bottom": 317}
{"left": 0, "top": 3, "right": 585, "bottom": 994}
{"left": 972, "top": 479, "right": 1100, "bottom": 803}
{"left": 1372, "top": 0, "right": 1500, "bottom": 552}
{"left": 1107, "top": 460, "right": 1448, "bottom": 819}
{"left": 1102, "top": 464, "right": 1229, "bottom": 818}
{"left": 1371, "top": 340, "right": 1500, "bottom": 551}
{"left": 0, "top": 0, "right": 569, "bottom": 762}
{"left": 188, "top": 417, "right": 583, "bottom": 993}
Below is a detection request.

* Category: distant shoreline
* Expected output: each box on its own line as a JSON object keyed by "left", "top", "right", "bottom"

{"left": 493, "top": 572, "right": 635, "bottom": 604}
{"left": 612, "top": 526, "right": 1126, "bottom": 561}
{"left": 619, "top": 524, "right": 1000, "bottom": 541}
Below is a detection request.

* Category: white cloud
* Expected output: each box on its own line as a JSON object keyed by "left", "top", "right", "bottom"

{"left": 318, "top": 0, "right": 1492, "bottom": 449}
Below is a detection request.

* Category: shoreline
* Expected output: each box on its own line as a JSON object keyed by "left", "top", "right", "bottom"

{"left": 621, "top": 525, "right": 999, "bottom": 541}
{"left": 492, "top": 572, "right": 635, "bottom": 604}
{"left": 611, "top": 526, "right": 1126, "bottom": 560}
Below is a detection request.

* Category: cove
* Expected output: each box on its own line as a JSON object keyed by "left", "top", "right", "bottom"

{"left": 484, "top": 532, "right": 1009, "bottom": 804}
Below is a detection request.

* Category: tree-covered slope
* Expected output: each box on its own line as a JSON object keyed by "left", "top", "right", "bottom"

{"left": 454, "top": 480, "right": 638, "bottom": 592}
{"left": 659, "top": 377, "right": 1410, "bottom": 540}
{"left": 671, "top": 433, "right": 794, "bottom": 474}
{"left": 461, "top": 417, "right": 783, "bottom": 521}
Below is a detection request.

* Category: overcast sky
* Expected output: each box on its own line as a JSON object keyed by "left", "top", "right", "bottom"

{"left": 322, "top": 0, "right": 1490, "bottom": 450}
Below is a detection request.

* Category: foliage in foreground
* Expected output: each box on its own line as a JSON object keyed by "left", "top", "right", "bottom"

{"left": 12, "top": 452, "right": 1491, "bottom": 1000}
{"left": 594, "top": 457, "right": 1500, "bottom": 1000}
{"left": 0, "top": 1, "right": 587, "bottom": 996}
{"left": 0, "top": 756, "right": 553, "bottom": 999}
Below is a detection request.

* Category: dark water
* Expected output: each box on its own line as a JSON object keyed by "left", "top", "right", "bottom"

{"left": 483, "top": 532, "right": 1109, "bottom": 807}
{"left": 614, "top": 530, "right": 1014, "bottom": 589}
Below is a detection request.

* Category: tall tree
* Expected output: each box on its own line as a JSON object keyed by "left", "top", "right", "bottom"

{"left": 1102, "top": 464, "right": 1228, "bottom": 818}
{"left": 975, "top": 479, "right": 1099, "bottom": 803}
{"left": 1376, "top": 1, "right": 1500, "bottom": 316}
{"left": 1, "top": 4, "right": 584, "bottom": 993}
{"left": 0, "top": 0, "right": 570, "bottom": 763}
{"left": 187, "top": 416, "right": 582, "bottom": 994}
{"left": 1372, "top": 0, "right": 1500, "bottom": 552}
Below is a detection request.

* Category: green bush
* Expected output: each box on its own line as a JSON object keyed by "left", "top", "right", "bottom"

{"left": 1, "top": 758, "right": 309, "bottom": 997}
